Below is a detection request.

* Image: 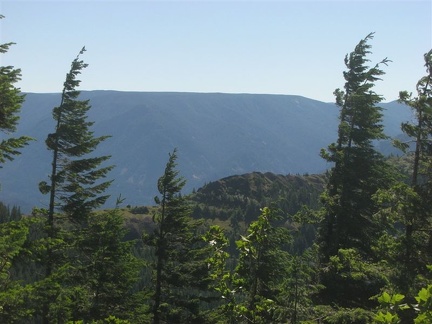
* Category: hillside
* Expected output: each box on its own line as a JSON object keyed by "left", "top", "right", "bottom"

{"left": 0, "top": 91, "right": 410, "bottom": 212}
{"left": 190, "top": 171, "right": 326, "bottom": 222}
{"left": 121, "top": 171, "right": 327, "bottom": 252}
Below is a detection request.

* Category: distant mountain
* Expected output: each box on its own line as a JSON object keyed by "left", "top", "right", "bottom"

{"left": 0, "top": 91, "right": 411, "bottom": 212}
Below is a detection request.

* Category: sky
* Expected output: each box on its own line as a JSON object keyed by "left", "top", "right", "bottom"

{"left": 1, "top": 0, "right": 431, "bottom": 102}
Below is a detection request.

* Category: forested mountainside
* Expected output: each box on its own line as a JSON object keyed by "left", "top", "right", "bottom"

{"left": 190, "top": 171, "right": 325, "bottom": 221}
{"left": 0, "top": 91, "right": 409, "bottom": 212}
{"left": 123, "top": 171, "right": 326, "bottom": 250}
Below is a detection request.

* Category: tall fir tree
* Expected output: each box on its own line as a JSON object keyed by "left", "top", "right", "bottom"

{"left": 317, "top": 33, "right": 394, "bottom": 310}
{"left": 39, "top": 47, "right": 113, "bottom": 228}
{"left": 0, "top": 16, "right": 34, "bottom": 321}
{"left": 37, "top": 47, "right": 114, "bottom": 323}
{"left": 318, "top": 33, "right": 391, "bottom": 259}
{"left": 0, "top": 15, "right": 32, "bottom": 173}
{"left": 147, "top": 148, "right": 209, "bottom": 324}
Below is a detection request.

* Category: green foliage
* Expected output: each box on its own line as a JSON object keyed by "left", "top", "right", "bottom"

{"left": 0, "top": 218, "right": 34, "bottom": 322}
{"left": 234, "top": 207, "right": 291, "bottom": 323}
{"left": 324, "top": 307, "right": 373, "bottom": 324}
{"left": 39, "top": 46, "right": 113, "bottom": 225}
{"left": 147, "top": 149, "right": 210, "bottom": 323}
{"left": 374, "top": 292, "right": 407, "bottom": 323}
{"left": 276, "top": 246, "right": 322, "bottom": 323}
{"left": 316, "top": 34, "right": 396, "bottom": 314}
{"left": 373, "top": 273, "right": 432, "bottom": 324}
{"left": 72, "top": 206, "right": 141, "bottom": 321}
{"left": 192, "top": 173, "right": 325, "bottom": 223}
{"left": 320, "top": 248, "right": 389, "bottom": 310}
{"left": 203, "top": 225, "right": 239, "bottom": 323}
{"left": 318, "top": 32, "right": 392, "bottom": 260}
{"left": 413, "top": 272, "right": 432, "bottom": 324}
{"left": 33, "top": 47, "right": 115, "bottom": 323}
{"left": 0, "top": 16, "right": 32, "bottom": 170}
{"left": 203, "top": 208, "right": 295, "bottom": 323}
{"left": 69, "top": 316, "right": 131, "bottom": 323}
{"left": 370, "top": 51, "right": 432, "bottom": 320}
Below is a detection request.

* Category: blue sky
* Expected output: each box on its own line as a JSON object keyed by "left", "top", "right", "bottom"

{"left": 1, "top": 0, "right": 431, "bottom": 102}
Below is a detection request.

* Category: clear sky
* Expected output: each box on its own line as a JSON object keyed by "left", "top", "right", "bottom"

{"left": 1, "top": 0, "right": 431, "bottom": 102}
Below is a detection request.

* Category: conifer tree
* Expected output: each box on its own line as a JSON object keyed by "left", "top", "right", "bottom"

{"left": 375, "top": 50, "right": 432, "bottom": 319}
{"left": 72, "top": 200, "right": 141, "bottom": 322}
{"left": 147, "top": 149, "right": 209, "bottom": 323}
{"left": 317, "top": 33, "right": 394, "bottom": 310}
{"left": 0, "top": 16, "right": 34, "bottom": 321}
{"left": 0, "top": 15, "right": 32, "bottom": 173}
{"left": 37, "top": 47, "right": 114, "bottom": 323}
{"left": 397, "top": 49, "right": 432, "bottom": 278}
{"left": 39, "top": 47, "right": 113, "bottom": 228}
{"left": 0, "top": 216, "right": 33, "bottom": 322}
{"left": 318, "top": 33, "right": 391, "bottom": 260}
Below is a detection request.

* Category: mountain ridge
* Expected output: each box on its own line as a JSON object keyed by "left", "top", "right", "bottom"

{"left": 0, "top": 91, "right": 411, "bottom": 212}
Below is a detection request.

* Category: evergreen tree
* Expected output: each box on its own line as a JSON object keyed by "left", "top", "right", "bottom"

{"left": 318, "top": 33, "right": 391, "bottom": 259}
{"left": 72, "top": 200, "right": 141, "bottom": 321}
{"left": 397, "top": 49, "right": 432, "bottom": 281}
{"left": 37, "top": 47, "right": 114, "bottom": 323}
{"left": 147, "top": 149, "right": 209, "bottom": 323}
{"left": 374, "top": 49, "right": 432, "bottom": 322}
{"left": 0, "top": 218, "right": 33, "bottom": 322}
{"left": 0, "top": 15, "right": 32, "bottom": 173}
{"left": 0, "top": 16, "right": 35, "bottom": 321}
{"left": 39, "top": 47, "right": 113, "bottom": 227}
{"left": 317, "top": 33, "right": 393, "bottom": 309}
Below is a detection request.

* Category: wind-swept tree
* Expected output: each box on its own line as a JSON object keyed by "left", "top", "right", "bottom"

{"left": 317, "top": 33, "right": 394, "bottom": 310}
{"left": 39, "top": 47, "right": 113, "bottom": 228}
{"left": 0, "top": 15, "right": 32, "bottom": 172}
{"left": 37, "top": 47, "right": 114, "bottom": 323}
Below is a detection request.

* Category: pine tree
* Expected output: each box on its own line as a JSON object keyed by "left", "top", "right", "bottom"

{"left": 147, "top": 148, "right": 209, "bottom": 323}
{"left": 37, "top": 47, "right": 114, "bottom": 323}
{"left": 0, "top": 15, "right": 32, "bottom": 173}
{"left": 317, "top": 33, "right": 394, "bottom": 310}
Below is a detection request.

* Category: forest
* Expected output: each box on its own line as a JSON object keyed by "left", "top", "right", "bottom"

{"left": 1, "top": 20, "right": 432, "bottom": 324}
